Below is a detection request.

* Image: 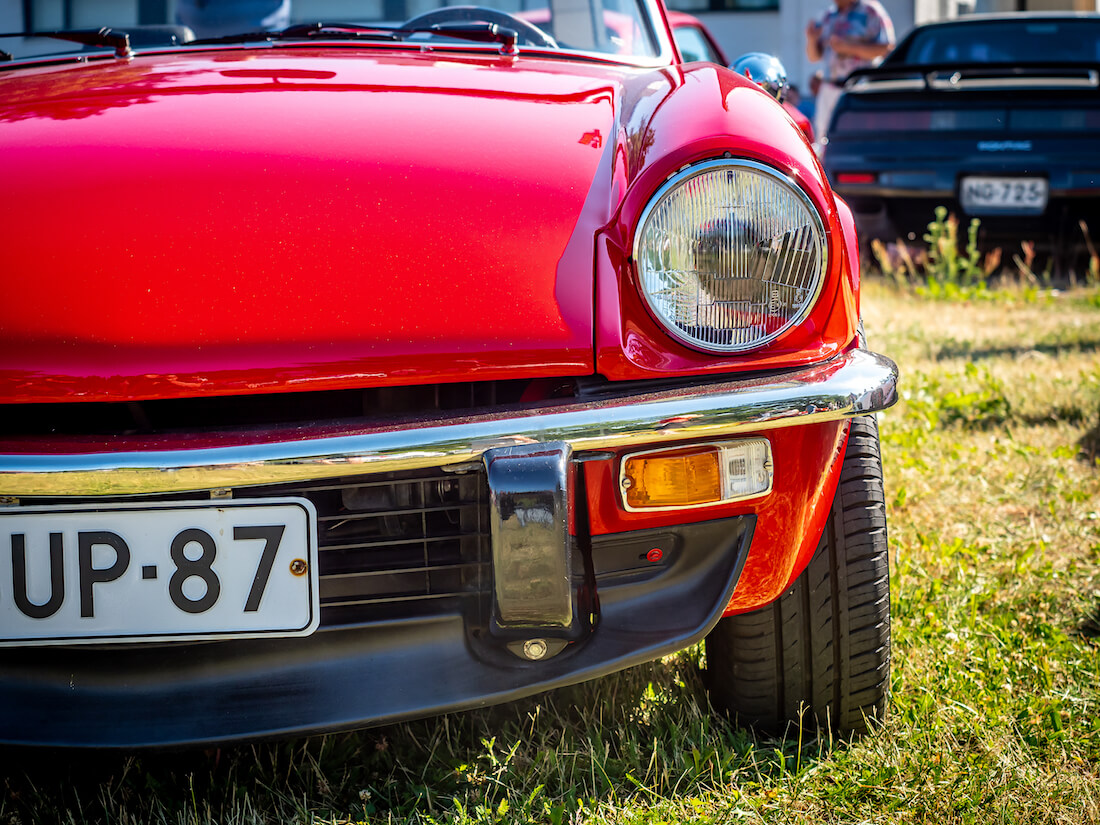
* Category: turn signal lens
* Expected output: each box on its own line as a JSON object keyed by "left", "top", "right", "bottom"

{"left": 623, "top": 446, "right": 722, "bottom": 509}
{"left": 620, "top": 439, "right": 773, "bottom": 511}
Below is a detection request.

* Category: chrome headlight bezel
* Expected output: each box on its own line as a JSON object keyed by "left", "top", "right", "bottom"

{"left": 631, "top": 158, "right": 829, "bottom": 354}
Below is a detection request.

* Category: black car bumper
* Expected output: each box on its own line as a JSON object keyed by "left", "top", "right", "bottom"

{"left": 837, "top": 186, "right": 1100, "bottom": 246}
{"left": 827, "top": 139, "right": 1100, "bottom": 245}
{"left": 0, "top": 516, "right": 752, "bottom": 748}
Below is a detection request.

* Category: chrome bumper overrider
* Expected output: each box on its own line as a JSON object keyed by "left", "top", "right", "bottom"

{"left": 0, "top": 349, "right": 898, "bottom": 497}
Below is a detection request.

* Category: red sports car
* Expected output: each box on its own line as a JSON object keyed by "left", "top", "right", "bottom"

{"left": 0, "top": 0, "right": 896, "bottom": 747}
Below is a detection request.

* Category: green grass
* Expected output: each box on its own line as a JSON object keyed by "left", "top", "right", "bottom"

{"left": 3, "top": 282, "right": 1100, "bottom": 824}
{"left": 872, "top": 207, "right": 1100, "bottom": 300}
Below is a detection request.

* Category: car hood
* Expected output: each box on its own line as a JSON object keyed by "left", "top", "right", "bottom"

{"left": 0, "top": 49, "right": 623, "bottom": 403}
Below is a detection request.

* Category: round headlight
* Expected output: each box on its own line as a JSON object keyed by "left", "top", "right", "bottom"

{"left": 633, "top": 159, "right": 827, "bottom": 353}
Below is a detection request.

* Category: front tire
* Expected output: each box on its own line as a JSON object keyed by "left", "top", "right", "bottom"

{"left": 704, "top": 415, "right": 890, "bottom": 735}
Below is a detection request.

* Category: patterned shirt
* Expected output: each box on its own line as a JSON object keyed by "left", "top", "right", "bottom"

{"left": 817, "top": 0, "right": 894, "bottom": 82}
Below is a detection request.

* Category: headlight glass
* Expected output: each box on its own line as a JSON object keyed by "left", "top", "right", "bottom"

{"left": 633, "top": 159, "right": 827, "bottom": 353}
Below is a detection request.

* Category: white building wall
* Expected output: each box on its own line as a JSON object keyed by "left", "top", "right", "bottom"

{"left": 72, "top": 0, "right": 137, "bottom": 26}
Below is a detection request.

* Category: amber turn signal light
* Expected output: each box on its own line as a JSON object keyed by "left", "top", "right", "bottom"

{"left": 620, "top": 439, "right": 773, "bottom": 511}
{"left": 622, "top": 446, "right": 722, "bottom": 509}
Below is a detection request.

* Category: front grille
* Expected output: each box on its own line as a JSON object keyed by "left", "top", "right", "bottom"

{"left": 241, "top": 468, "right": 491, "bottom": 628}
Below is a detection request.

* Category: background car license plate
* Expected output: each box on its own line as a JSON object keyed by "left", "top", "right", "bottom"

{"left": 959, "top": 176, "right": 1048, "bottom": 214}
{"left": 0, "top": 498, "right": 318, "bottom": 646}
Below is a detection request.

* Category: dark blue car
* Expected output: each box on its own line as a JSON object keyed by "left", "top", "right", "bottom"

{"left": 824, "top": 13, "right": 1100, "bottom": 259}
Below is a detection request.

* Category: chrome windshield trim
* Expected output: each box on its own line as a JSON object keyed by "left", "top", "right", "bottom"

{"left": 929, "top": 72, "right": 1100, "bottom": 90}
{"left": 0, "top": 349, "right": 898, "bottom": 497}
{"left": 188, "top": 38, "right": 676, "bottom": 69}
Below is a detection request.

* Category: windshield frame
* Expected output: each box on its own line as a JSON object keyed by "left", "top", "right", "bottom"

{"left": 0, "top": 0, "right": 677, "bottom": 70}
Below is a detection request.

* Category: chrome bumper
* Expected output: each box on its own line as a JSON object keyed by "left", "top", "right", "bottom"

{"left": 0, "top": 349, "right": 898, "bottom": 497}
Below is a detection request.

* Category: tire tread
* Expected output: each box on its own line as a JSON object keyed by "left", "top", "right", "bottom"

{"left": 704, "top": 416, "right": 891, "bottom": 735}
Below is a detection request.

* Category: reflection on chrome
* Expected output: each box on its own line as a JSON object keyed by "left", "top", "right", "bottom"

{"left": 732, "top": 52, "right": 789, "bottom": 102}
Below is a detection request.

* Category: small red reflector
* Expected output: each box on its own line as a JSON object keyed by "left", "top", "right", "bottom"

{"left": 836, "top": 172, "right": 877, "bottom": 185}
{"left": 646, "top": 548, "right": 664, "bottom": 563}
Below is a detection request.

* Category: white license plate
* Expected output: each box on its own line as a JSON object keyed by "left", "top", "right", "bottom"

{"left": 0, "top": 498, "right": 318, "bottom": 646}
{"left": 959, "top": 176, "right": 1048, "bottom": 214}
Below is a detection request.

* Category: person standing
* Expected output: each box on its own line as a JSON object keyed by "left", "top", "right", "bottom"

{"left": 805, "top": 0, "right": 894, "bottom": 149}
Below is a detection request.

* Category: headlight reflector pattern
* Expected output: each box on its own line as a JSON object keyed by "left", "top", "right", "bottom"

{"left": 633, "top": 159, "right": 827, "bottom": 353}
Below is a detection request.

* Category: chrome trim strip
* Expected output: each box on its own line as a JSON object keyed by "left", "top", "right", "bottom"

{"left": 929, "top": 72, "right": 1100, "bottom": 90}
{"left": 0, "top": 349, "right": 898, "bottom": 497}
{"left": 848, "top": 76, "right": 927, "bottom": 93}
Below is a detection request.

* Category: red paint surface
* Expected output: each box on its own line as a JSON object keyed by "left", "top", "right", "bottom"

{"left": 835, "top": 195, "right": 863, "bottom": 310}
{"left": 1, "top": 52, "right": 853, "bottom": 402}
{"left": 0, "top": 50, "right": 623, "bottom": 402}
